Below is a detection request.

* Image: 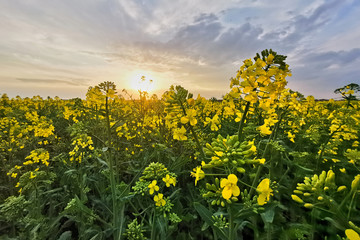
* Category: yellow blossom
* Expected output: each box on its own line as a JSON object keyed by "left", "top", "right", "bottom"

{"left": 351, "top": 175, "right": 360, "bottom": 191}
{"left": 173, "top": 126, "right": 187, "bottom": 141}
{"left": 154, "top": 193, "right": 166, "bottom": 207}
{"left": 220, "top": 174, "right": 240, "bottom": 200}
{"left": 287, "top": 132, "right": 295, "bottom": 143}
{"left": 162, "top": 174, "right": 176, "bottom": 187}
{"left": 346, "top": 229, "right": 360, "bottom": 240}
{"left": 181, "top": 109, "right": 197, "bottom": 126}
{"left": 148, "top": 180, "right": 159, "bottom": 195}
{"left": 190, "top": 166, "right": 205, "bottom": 186}
{"left": 257, "top": 178, "right": 273, "bottom": 205}
{"left": 29, "top": 172, "right": 36, "bottom": 179}
{"left": 258, "top": 124, "right": 272, "bottom": 136}
{"left": 258, "top": 158, "right": 266, "bottom": 164}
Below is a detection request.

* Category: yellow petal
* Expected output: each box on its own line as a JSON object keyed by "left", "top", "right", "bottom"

{"left": 228, "top": 174, "right": 238, "bottom": 184}
{"left": 257, "top": 194, "right": 266, "bottom": 205}
{"left": 220, "top": 178, "right": 229, "bottom": 188}
{"left": 345, "top": 229, "right": 360, "bottom": 240}
{"left": 181, "top": 116, "right": 189, "bottom": 124}
{"left": 232, "top": 186, "right": 240, "bottom": 197}
{"left": 222, "top": 186, "right": 232, "bottom": 200}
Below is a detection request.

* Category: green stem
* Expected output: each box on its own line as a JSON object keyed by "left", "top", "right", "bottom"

{"left": 237, "top": 101, "right": 250, "bottom": 142}
{"left": 228, "top": 206, "right": 235, "bottom": 240}
{"left": 178, "top": 100, "right": 205, "bottom": 158}
{"left": 105, "top": 96, "right": 120, "bottom": 240}
{"left": 249, "top": 118, "right": 281, "bottom": 197}
{"left": 151, "top": 210, "right": 156, "bottom": 240}
{"left": 347, "top": 191, "right": 357, "bottom": 221}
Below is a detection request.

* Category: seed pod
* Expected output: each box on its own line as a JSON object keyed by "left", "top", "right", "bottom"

{"left": 237, "top": 167, "right": 246, "bottom": 173}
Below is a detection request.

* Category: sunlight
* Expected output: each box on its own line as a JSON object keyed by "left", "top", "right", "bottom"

{"left": 129, "top": 71, "right": 155, "bottom": 92}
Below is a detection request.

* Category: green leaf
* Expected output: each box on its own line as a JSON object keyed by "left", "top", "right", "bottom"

{"left": 58, "top": 231, "right": 72, "bottom": 240}
{"left": 261, "top": 207, "right": 275, "bottom": 224}
{"left": 193, "top": 202, "right": 214, "bottom": 226}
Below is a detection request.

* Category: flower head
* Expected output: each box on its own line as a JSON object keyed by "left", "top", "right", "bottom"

{"left": 190, "top": 166, "right": 205, "bottom": 186}
{"left": 173, "top": 126, "right": 187, "bottom": 141}
{"left": 162, "top": 174, "right": 176, "bottom": 187}
{"left": 154, "top": 193, "right": 166, "bottom": 207}
{"left": 257, "top": 178, "right": 273, "bottom": 205}
{"left": 148, "top": 180, "right": 159, "bottom": 195}
{"left": 181, "top": 109, "right": 197, "bottom": 126}
{"left": 220, "top": 174, "right": 240, "bottom": 200}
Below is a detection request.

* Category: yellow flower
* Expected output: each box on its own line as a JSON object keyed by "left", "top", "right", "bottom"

{"left": 258, "top": 158, "right": 266, "bottom": 164}
{"left": 181, "top": 109, "right": 197, "bottom": 126}
{"left": 148, "top": 180, "right": 159, "bottom": 195}
{"left": 173, "top": 126, "right": 187, "bottom": 141}
{"left": 256, "top": 178, "right": 273, "bottom": 205}
{"left": 258, "top": 124, "right": 272, "bottom": 136}
{"left": 162, "top": 174, "right": 176, "bottom": 187}
{"left": 154, "top": 193, "right": 166, "bottom": 207}
{"left": 346, "top": 229, "right": 360, "bottom": 240}
{"left": 220, "top": 174, "right": 240, "bottom": 200}
{"left": 287, "top": 132, "right": 295, "bottom": 143}
{"left": 29, "top": 172, "right": 36, "bottom": 179}
{"left": 190, "top": 166, "right": 205, "bottom": 186}
{"left": 351, "top": 175, "right": 360, "bottom": 192}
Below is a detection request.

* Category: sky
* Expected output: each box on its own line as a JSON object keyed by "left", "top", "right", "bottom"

{"left": 0, "top": 0, "right": 359, "bottom": 100}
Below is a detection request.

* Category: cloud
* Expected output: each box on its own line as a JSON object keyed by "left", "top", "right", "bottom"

{"left": 0, "top": 0, "right": 359, "bottom": 99}
{"left": 16, "top": 78, "right": 90, "bottom": 86}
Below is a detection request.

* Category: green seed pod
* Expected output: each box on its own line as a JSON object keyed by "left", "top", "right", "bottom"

{"left": 226, "top": 199, "right": 232, "bottom": 204}
{"left": 211, "top": 200, "right": 217, "bottom": 205}
{"left": 238, "top": 160, "right": 245, "bottom": 165}
{"left": 215, "top": 178, "right": 220, "bottom": 186}
{"left": 221, "top": 201, "right": 226, "bottom": 207}
{"left": 237, "top": 167, "right": 246, "bottom": 173}
{"left": 217, "top": 199, "right": 221, "bottom": 205}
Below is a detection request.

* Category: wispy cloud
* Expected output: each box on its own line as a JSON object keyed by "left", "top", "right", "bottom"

{"left": 16, "top": 78, "right": 90, "bottom": 86}
{"left": 0, "top": 0, "right": 359, "bottom": 99}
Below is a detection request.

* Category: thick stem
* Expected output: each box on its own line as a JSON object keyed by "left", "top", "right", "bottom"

{"left": 106, "top": 96, "right": 120, "bottom": 240}
{"left": 229, "top": 206, "right": 235, "bottom": 240}
{"left": 237, "top": 101, "right": 251, "bottom": 142}
{"left": 178, "top": 100, "right": 205, "bottom": 158}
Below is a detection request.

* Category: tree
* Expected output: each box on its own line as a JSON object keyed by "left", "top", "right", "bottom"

{"left": 334, "top": 83, "right": 359, "bottom": 108}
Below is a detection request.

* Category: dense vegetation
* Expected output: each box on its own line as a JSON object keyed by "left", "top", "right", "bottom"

{"left": 1, "top": 50, "right": 360, "bottom": 240}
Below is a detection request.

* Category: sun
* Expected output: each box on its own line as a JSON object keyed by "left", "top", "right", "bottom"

{"left": 130, "top": 72, "right": 155, "bottom": 92}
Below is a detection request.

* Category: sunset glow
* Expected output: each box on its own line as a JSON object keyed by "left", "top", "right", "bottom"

{"left": 129, "top": 72, "right": 156, "bottom": 92}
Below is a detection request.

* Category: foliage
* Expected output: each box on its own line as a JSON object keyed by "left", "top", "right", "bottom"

{"left": 1, "top": 50, "right": 360, "bottom": 239}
